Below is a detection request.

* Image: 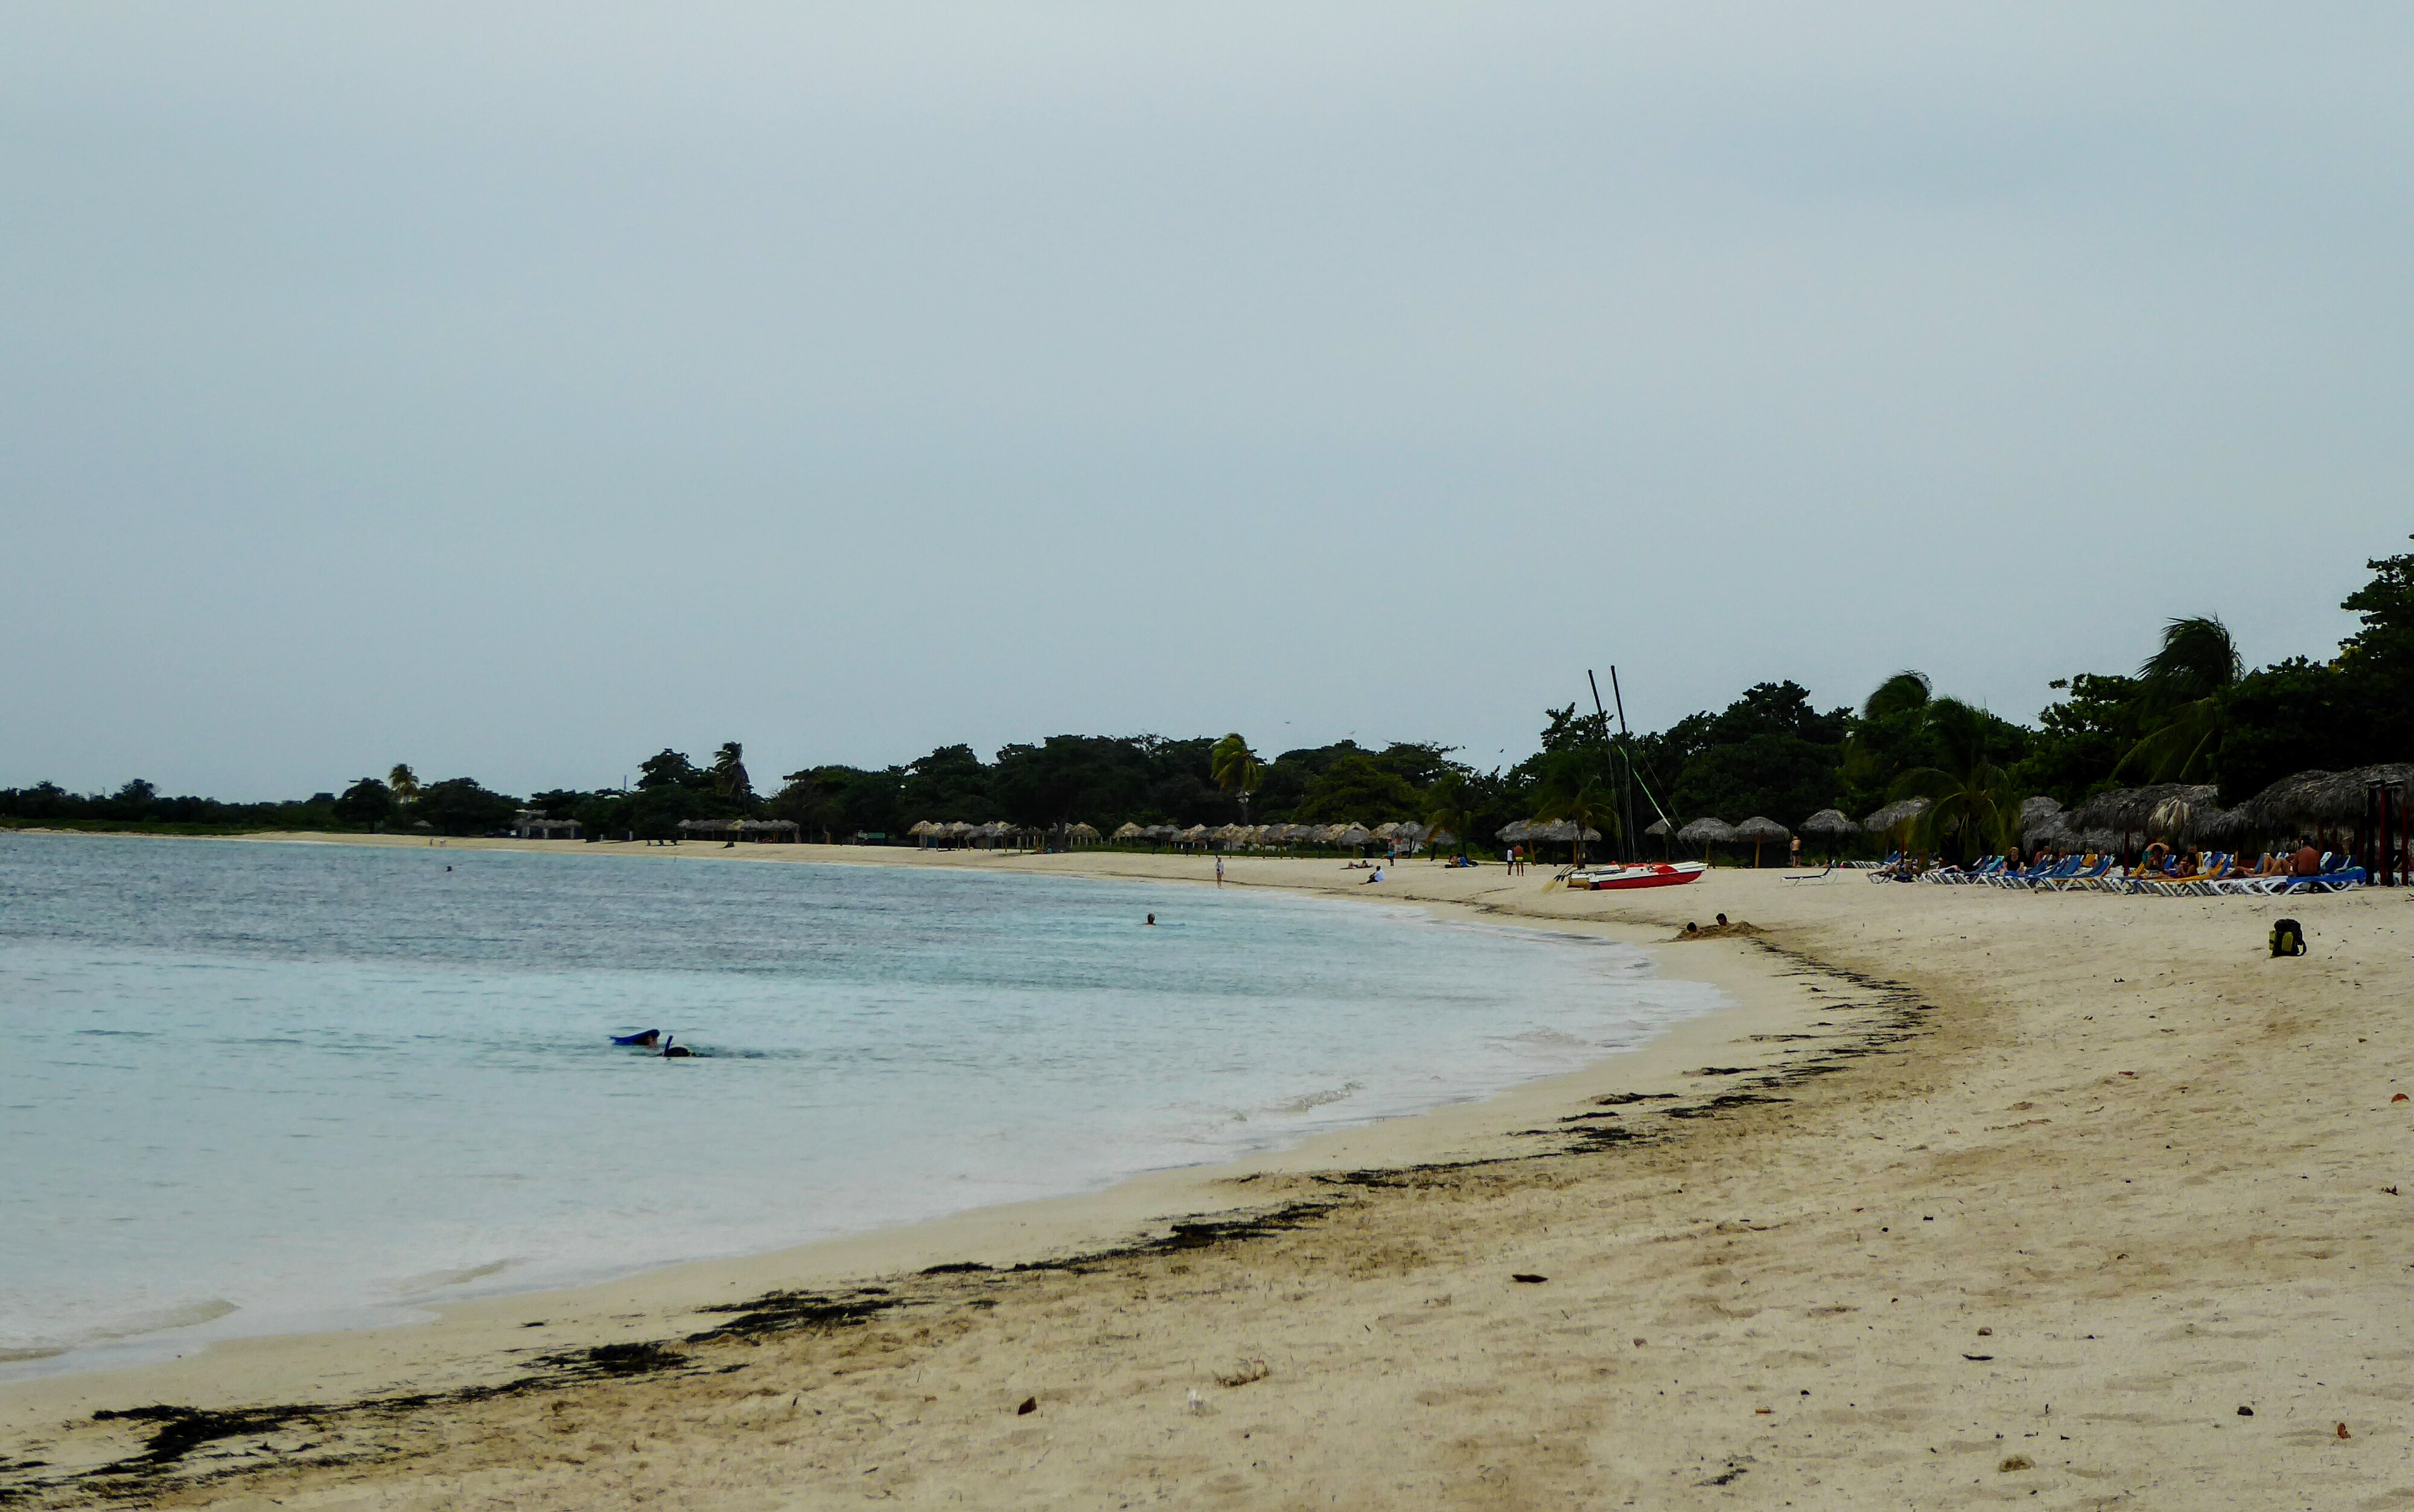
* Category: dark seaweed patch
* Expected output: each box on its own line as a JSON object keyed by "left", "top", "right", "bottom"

{"left": 686, "top": 1291, "right": 899, "bottom": 1344}
{"left": 89, "top": 1404, "right": 320, "bottom": 1467}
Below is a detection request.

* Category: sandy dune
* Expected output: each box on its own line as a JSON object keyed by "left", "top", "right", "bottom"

{"left": 5, "top": 839, "right": 2410, "bottom": 1508}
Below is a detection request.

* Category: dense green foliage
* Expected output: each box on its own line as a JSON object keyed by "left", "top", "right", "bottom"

{"left": 8, "top": 541, "right": 2409, "bottom": 853}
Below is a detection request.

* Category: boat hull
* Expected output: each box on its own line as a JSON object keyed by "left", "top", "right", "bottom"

{"left": 1574, "top": 862, "right": 1707, "bottom": 891}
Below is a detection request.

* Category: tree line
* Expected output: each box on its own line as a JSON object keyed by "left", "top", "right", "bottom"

{"left": 8, "top": 541, "right": 2409, "bottom": 854}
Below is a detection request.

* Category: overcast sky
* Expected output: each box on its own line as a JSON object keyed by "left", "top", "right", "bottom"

{"left": 4, "top": 4, "right": 2407, "bottom": 799}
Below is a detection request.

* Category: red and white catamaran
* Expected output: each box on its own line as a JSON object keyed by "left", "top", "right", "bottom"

{"left": 1561, "top": 860, "right": 1708, "bottom": 891}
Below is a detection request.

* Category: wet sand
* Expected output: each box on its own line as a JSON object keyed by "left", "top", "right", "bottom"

{"left": 5, "top": 838, "right": 2410, "bottom": 1508}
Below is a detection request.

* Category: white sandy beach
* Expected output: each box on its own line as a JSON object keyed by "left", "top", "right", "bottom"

{"left": 4, "top": 836, "right": 2410, "bottom": 1508}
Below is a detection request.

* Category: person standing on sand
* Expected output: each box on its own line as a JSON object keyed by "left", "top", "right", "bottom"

{"left": 1789, "top": 834, "right": 1801, "bottom": 868}
{"left": 1214, "top": 855, "right": 1225, "bottom": 887}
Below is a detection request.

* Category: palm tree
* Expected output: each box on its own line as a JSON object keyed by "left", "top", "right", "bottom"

{"left": 1424, "top": 772, "right": 1474, "bottom": 861}
{"left": 387, "top": 764, "right": 419, "bottom": 805}
{"left": 1842, "top": 670, "right": 1932, "bottom": 793}
{"left": 1209, "top": 734, "right": 1263, "bottom": 821}
{"left": 2116, "top": 617, "right": 2242, "bottom": 783}
{"left": 710, "top": 742, "right": 753, "bottom": 801}
{"left": 1887, "top": 697, "right": 2017, "bottom": 863}
{"left": 1535, "top": 774, "right": 1618, "bottom": 867}
{"left": 1862, "top": 670, "right": 1934, "bottom": 722}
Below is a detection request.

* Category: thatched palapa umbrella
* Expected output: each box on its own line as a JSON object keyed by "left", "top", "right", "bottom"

{"left": 1798, "top": 808, "right": 1857, "bottom": 863}
{"left": 1677, "top": 816, "right": 1736, "bottom": 861}
{"left": 1731, "top": 816, "right": 1789, "bottom": 868}
{"left": 1862, "top": 798, "right": 1929, "bottom": 853}
{"left": 1111, "top": 821, "right": 1144, "bottom": 843}
{"left": 2238, "top": 764, "right": 2414, "bottom": 843}
{"left": 2072, "top": 784, "right": 2213, "bottom": 839}
{"left": 1643, "top": 816, "right": 1672, "bottom": 859}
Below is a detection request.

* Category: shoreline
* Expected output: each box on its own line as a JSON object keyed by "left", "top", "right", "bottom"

{"left": 7, "top": 833, "right": 2406, "bottom": 1507}
{"left": 0, "top": 838, "right": 1838, "bottom": 1419}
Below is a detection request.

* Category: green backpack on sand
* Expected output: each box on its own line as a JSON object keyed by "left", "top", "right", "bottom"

{"left": 2270, "top": 918, "right": 2307, "bottom": 958}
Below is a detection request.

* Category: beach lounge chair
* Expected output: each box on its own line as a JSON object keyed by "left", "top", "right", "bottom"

{"left": 2047, "top": 856, "right": 2111, "bottom": 892}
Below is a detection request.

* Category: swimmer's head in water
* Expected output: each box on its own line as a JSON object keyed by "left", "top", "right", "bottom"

{"left": 1145, "top": 913, "right": 1156, "bottom": 925}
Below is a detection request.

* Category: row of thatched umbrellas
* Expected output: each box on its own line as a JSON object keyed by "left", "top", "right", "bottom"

{"left": 906, "top": 819, "right": 1101, "bottom": 846}
{"left": 905, "top": 764, "right": 2413, "bottom": 861}
{"left": 908, "top": 819, "right": 1443, "bottom": 850}
{"left": 2020, "top": 765, "right": 2414, "bottom": 854}
{"left": 1107, "top": 820, "right": 1439, "bottom": 849}
{"left": 1653, "top": 764, "right": 2414, "bottom": 864}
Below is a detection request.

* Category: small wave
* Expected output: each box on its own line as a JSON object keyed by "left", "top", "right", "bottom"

{"left": 1495, "top": 1027, "right": 1587, "bottom": 1047}
{"left": 393, "top": 1259, "right": 514, "bottom": 1294}
{"left": 12, "top": 1297, "right": 246, "bottom": 1355}
{"left": 1269, "top": 1081, "right": 1362, "bottom": 1116}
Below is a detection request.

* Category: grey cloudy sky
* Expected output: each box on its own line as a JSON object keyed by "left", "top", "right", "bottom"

{"left": 4, "top": 4, "right": 2408, "bottom": 798}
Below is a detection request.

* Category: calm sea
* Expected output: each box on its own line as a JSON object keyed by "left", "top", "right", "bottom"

{"left": 0, "top": 834, "right": 1719, "bottom": 1377}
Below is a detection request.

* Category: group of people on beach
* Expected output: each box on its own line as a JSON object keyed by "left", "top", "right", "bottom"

{"left": 1905, "top": 838, "right": 2333, "bottom": 883}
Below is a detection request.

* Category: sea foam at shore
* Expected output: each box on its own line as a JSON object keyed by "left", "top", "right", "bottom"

{"left": 0, "top": 834, "right": 1720, "bottom": 1377}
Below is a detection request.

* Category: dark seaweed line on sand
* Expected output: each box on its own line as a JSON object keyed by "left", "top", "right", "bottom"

{"left": 4, "top": 936, "right": 1932, "bottom": 1509}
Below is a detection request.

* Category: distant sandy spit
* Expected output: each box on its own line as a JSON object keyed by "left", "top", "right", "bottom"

{"left": 5, "top": 835, "right": 2409, "bottom": 1510}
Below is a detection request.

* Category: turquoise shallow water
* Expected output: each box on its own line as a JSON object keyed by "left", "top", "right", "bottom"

{"left": 0, "top": 834, "right": 1721, "bottom": 1377}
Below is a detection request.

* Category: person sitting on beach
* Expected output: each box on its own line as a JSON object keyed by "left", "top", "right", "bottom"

{"left": 2174, "top": 851, "right": 2202, "bottom": 880}
{"left": 2291, "top": 840, "right": 2322, "bottom": 878}
{"left": 1360, "top": 866, "right": 1384, "bottom": 884}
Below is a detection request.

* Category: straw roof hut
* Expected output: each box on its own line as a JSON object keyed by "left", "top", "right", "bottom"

{"left": 1111, "top": 821, "right": 1144, "bottom": 842}
{"left": 1644, "top": 817, "right": 1671, "bottom": 836}
{"left": 1732, "top": 815, "right": 1789, "bottom": 867}
{"left": 1495, "top": 819, "right": 1534, "bottom": 844}
{"left": 1731, "top": 815, "right": 1789, "bottom": 868}
{"left": 1677, "top": 817, "right": 1736, "bottom": 857}
{"left": 1796, "top": 807, "right": 1856, "bottom": 861}
{"left": 2237, "top": 764, "right": 2414, "bottom": 837}
{"left": 2070, "top": 784, "right": 2214, "bottom": 836}
{"left": 1862, "top": 798, "right": 1929, "bottom": 834}
{"left": 1428, "top": 827, "right": 1457, "bottom": 848}
{"left": 1334, "top": 824, "right": 1374, "bottom": 849}
{"left": 1068, "top": 822, "right": 1101, "bottom": 842}
{"left": 1180, "top": 824, "right": 1210, "bottom": 844}
{"left": 2189, "top": 807, "right": 2250, "bottom": 847}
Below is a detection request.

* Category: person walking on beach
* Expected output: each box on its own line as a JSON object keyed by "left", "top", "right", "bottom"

{"left": 1215, "top": 854, "right": 1225, "bottom": 887}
